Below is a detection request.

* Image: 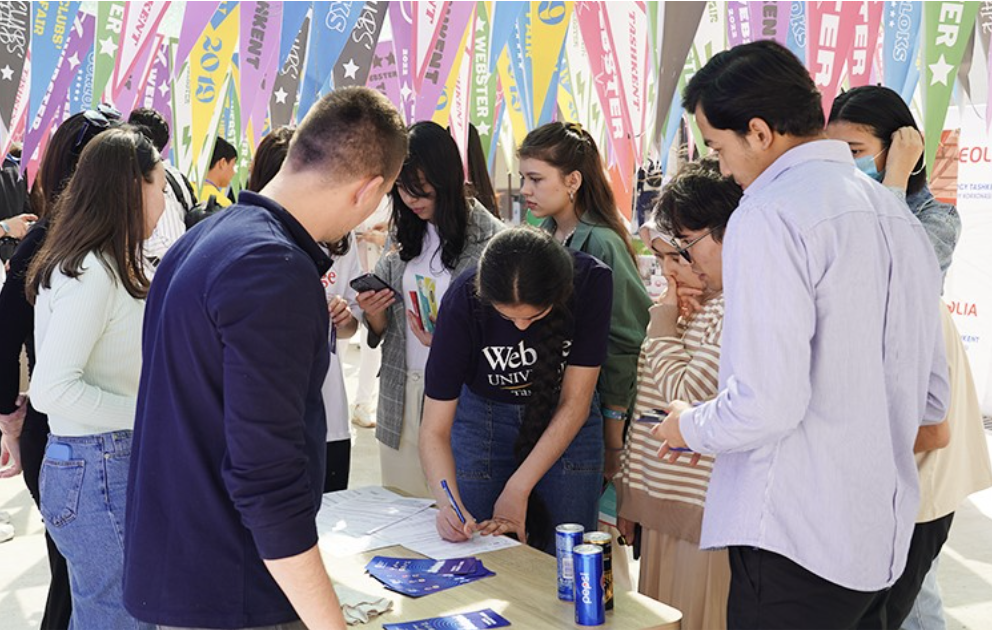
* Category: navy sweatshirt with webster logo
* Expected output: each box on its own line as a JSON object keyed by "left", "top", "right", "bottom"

{"left": 124, "top": 192, "right": 332, "bottom": 628}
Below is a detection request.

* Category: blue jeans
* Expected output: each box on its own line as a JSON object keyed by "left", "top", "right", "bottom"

{"left": 40, "top": 432, "right": 138, "bottom": 630}
{"left": 901, "top": 557, "right": 946, "bottom": 630}
{"left": 451, "top": 387, "right": 604, "bottom": 555}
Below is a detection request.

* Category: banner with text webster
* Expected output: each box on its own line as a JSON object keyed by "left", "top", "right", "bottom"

{"left": 470, "top": 1, "right": 500, "bottom": 167}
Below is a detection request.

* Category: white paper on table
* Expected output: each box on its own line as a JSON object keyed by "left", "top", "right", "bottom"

{"left": 371, "top": 508, "right": 521, "bottom": 560}
{"left": 316, "top": 487, "right": 436, "bottom": 557}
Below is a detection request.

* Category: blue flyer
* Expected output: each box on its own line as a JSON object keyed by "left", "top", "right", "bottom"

{"left": 365, "top": 556, "right": 495, "bottom": 597}
{"left": 382, "top": 608, "right": 511, "bottom": 629}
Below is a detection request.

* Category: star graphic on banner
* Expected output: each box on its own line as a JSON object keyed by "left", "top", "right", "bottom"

{"left": 476, "top": 20, "right": 486, "bottom": 33}
{"left": 0, "top": 65, "right": 12, "bottom": 81}
{"left": 929, "top": 54, "right": 953, "bottom": 86}
{"left": 372, "top": 55, "right": 383, "bottom": 69}
{"left": 158, "top": 82, "right": 170, "bottom": 97}
{"left": 477, "top": 121, "right": 490, "bottom": 136}
{"left": 68, "top": 53, "right": 80, "bottom": 70}
{"left": 274, "top": 86, "right": 288, "bottom": 104}
{"left": 400, "top": 82, "right": 412, "bottom": 101}
{"left": 100, "top": 35, "right": 118, "bottom": 57}
{"left": 343, "top": 58, "right": 359, "bottom": 79}
{"left": 386, "top": 52, "right": 396, "bottom": 66}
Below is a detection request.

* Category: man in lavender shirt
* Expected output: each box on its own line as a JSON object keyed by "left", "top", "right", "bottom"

{"left": 653, "top": 41, "right": 950, "bottom": 629}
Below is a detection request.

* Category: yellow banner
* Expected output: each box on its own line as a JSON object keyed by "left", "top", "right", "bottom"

{"left": 189, "top": 2, "right": 240, "bottom": 183}
{"left": 528, "top": 1, "right": 572, "bottom": 126}
{"left": 432, "top": 7, "right": 475, "bottom": 128}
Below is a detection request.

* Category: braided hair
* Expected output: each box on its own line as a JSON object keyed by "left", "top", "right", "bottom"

{"left": 475, "top": 226, "right": 575, "bottom": 549}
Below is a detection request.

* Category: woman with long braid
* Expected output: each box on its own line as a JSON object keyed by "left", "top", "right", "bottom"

{"left": 419, "top": 226, "right": 613, "bottom": 553}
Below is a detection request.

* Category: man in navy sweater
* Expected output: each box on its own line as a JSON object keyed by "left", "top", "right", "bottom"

{"left": 123, "top": 87, "right": 408, "bottom": 630}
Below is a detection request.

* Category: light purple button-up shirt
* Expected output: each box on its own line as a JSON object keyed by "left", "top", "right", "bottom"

{"left": 679, "top": 140, "right": 950, "bottom": 592}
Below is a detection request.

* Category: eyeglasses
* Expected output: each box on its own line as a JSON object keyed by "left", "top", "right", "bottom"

{"left": 669, "top": 228, "right": 715, "bottom": 264}
{"left": 71, "top": 104, "right": 122, "bottom": 154}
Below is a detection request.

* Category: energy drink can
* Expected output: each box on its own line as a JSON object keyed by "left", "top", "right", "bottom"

{"left": 573, "top": 544, "right": 606, "bottom": 626}
{"left": 583, "top": 531, "right": 613, "bottom": 610}
{"left": 556, "top": 523, "right": 585, "bottom": 600}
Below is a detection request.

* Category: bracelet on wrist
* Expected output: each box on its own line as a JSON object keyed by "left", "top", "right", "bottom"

{"left": 601, "top": 407, "right": 627, "bottom": 421}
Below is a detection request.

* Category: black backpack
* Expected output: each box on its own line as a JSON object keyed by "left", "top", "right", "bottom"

{"left": 184, "top": 195, "right": 225, "bottom": 230}
{"left": 164, "top": 169, "right": 197, "bottom": 213}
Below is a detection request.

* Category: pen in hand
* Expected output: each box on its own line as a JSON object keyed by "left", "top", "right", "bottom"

{"left": 441, "top": 479, "right": 467, "bottom": 524}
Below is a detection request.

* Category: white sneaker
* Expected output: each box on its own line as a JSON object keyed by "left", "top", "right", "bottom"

{"left": 0, "top": 510, "right": 11, "bottom": 524}
{"left": 351, "top": 404, "right": 376, "bottom": 428}
{"left": 0, "top": 522, "right": 13, "bottom": 543}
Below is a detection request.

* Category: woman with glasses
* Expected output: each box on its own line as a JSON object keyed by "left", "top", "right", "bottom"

{"left": 615, "top": 158, "right": 742, "bottom": 630}
{"left": 518, "top": 122, "right": 651, "bottom": 482}
{"left": 26, "top": 128, "right": 164, "bottom": 629}
{"left": 0, "top": 108, "right": 119, "bottom": 629}
{"left": 419, "top": 226, "right": 613, "bottom": 553}
{"left": 826, "top": 86, "right": 959, "bottom": 284}
{"left": 356, "top": 121, "right": 503, "bottom": 497}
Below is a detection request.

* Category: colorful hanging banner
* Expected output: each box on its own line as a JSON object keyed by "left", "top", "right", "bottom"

{"left": 367, "top": 40, "right": 402, "bottom": 107}
{"left": 190, "top": 2, "right": 239, "bottom": 180}
{"left": 923, "top": 1, "right": 979, "bottom": 171}
{"left": 983, "top": 2, "right": 992, "bottom": 130}
{"left": 488, "top": 1, "right": 527, "bottom": 70}
{"left": 649, "top": 2, "right": 705, "bottom": 157}
{"left": 114, "top": 33, "right": 159, "bottom": 114}
{"left": 883, "top": 2, "right": 923, "bottom": 102}
{"left": 0, "top": 2, "right": 30, "bottom": 133}
{"left": 298, "top": 1, "right": 362, "bottom": 120}
{"left": 91, "top": 1, "right": 125, "bottom": 105}
{"left": 528, "top": 1, "right": 573, "bottom": 127}
{"left": 470, "top": 1, "right": 499, "bottom": 165}
{"left": 270, "top": 14, "right": 309, "bottom": 128}
{"left": 807, "top": 1, "right": 862, "bottom": 118}
{"left": 389, "top": 1, "right": 416, "bottom": 122}
{"left": 506, "top": 11, "right": 534, "bottom": 128}
{"left": 332, "top": 1, "right": 389, "bottom": 88}
{"left": 148, "top": 39, "right": 174, "bottom": 158}
{"left": 727, "top": 1, "right": 753, "bottom": 47}
{"left": 1, "top": 54, "right": 29, "bottom": 160}
{"left": 414, "top": 1, "right": 475, "bottom": 121}
{"left": 111, "top": 1, "right": 171, "bottom": 101}
{"left": 447, "top": 24, "right": 474, "bottom": 172}
{"left": 575, "top": 1, "right": 636, "bottom": 192}
{"left": 604, "top": 2, "right": 648, "bottom": 159}
{"left": 848, "top": 1, "right": 885, "bottom": 87}
{"left": 787, "top": 0, "right": 808, "bottom": 61}
{"left": 24, "top": 12, "right": 94, "bottom": 180}
{"left": 174, "top": 1, "right": 221, "bottom": 78}
{"left": 240, "top": 2, "right": 282, "bottom": 149}
{"left": 496, "top": 49, "right": 529, "bottom": 147}
{"left": 432, "top": 11, "right": 474, "bottom": 130}
{"left": 27, "top": 1, "right": 81, "bottom": 146}
{"left": 64, "top": 43, "right": 95, "bottom": 116}
{"left": 278, "top": 1, "right": 309, "bottom": 68}
{"left": 172, "top": 41, "right": 194, "bottom": 174}
{"left": 748, "top": 1, "right": 792, "bottom": 46}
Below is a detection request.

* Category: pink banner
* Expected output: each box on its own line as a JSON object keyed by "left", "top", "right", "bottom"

{"left": 114, "top": 33, "right": 158, "bottom": 114}
{"left": 174, "top": 1, "right": 221, "bottom": 78}
{"left": 747, "top": 1, "right": 791, "bottom": 47}
{"left": 727, "top": 1, "right": 753, "bottom": 47}
{"left": 414, "top": 1, "right": 475, "bottom": 122}
{"left": 367, "top": 40, "right": 403, "bottom": 111}
{"left": 575, "top": 1, "right": 635, "bottom": 191}
{"left": 389, "top": 1, "right": 415, "bottom": 123}
{"left": 807, "top": 1, "right": 861, "bottom": 117}
{"left": 24, "top": 13, "right": 95, "bottom": 182}
{"left": 848, "top": 1, "right": 884, "bottom": 87}
{"left": 112, "top": 1, "right": 170, "bottom": 99}
{"left": 148, "top": 40, "right": 173, "bottom": 156}
{"left": 241, "top": 1, "right": 283, "bottom": 149}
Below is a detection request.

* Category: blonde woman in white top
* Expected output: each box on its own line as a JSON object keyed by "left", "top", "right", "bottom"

{"left": 27, "top": 127, "right": 164, "bottom": 630}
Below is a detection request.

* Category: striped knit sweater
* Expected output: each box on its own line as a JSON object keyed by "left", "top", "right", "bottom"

{"left": 616, "top": 294, "right": 724, "bottom": 544}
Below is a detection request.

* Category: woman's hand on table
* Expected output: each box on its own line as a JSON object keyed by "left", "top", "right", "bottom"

{"left": 435, "top": 504, "right": 477, "bottom": 542}
{"left": 479, "top": 484, "right": 528, "bottom": 544}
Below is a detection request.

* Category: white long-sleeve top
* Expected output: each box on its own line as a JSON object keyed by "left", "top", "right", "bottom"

{"left": 31, "top": 251, "right": 144, "bottom": 436}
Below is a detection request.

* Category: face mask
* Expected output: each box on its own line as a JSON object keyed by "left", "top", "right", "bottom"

{"left": 854, "top": 150, "right": 886, "bottom": 182}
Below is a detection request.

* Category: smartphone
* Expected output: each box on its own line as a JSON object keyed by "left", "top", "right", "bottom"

{"left": 350, "top": 272, "right": 397, "bottom": 295}
{"left": 45, "top": 442, "right": 73, "bottom": 461}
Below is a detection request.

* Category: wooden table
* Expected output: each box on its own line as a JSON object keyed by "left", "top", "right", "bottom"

{"left": 323, "top": 541, "right": 682, "bottom": 629}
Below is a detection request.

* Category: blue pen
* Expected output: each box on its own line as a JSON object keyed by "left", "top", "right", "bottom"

{"left": 440, "top": 480, "right": 466, "bottom": 524}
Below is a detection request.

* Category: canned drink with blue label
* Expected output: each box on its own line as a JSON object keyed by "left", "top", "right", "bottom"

{"left": 556, "top": 523, "right": 585, "bottom": 600}
{"left": 583, "top": 531, "right": 613, "bottom": 610}
{"left": 573, "top": 544, "right": 605, "bottom": 626}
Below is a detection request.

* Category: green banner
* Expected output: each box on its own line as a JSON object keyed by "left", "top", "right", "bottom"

{"left": 923, "top": 1, "right": 979, "bottom": 171}
{"left": 469, "top": 1, "right": 498, "bottom": 165}
{"left": 92, "top": 1, "right": 126, "bottom": 106}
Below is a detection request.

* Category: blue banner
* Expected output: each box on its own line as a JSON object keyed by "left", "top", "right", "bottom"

{"left": 488, "top": 1, "right": 526, "bottom": 71}
{"left": 786, "top": 1, "right": 807, "bottom": 62}
{"left": 65, "top": 47, "right": 95, "bottom": 116}
{"left": 28, "top": 1, "right": 80, "bottom": 128}
{"left": 884, "top": 1, "right": 923, "bottom": 103}
{"left": 278, "top": 1, "right": 310, "bottom": 68}
{"left": 298, "top": 1, "right": 362, "bottom": 120}
{"left": 507, "top": 13, "right": 534, "bottom": 131}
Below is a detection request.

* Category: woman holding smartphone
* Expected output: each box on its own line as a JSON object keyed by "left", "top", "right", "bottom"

{"left": 357, "top": 121, "right": 502, "bottom": 497}
{"left": 27, "top": 127, "right": 165, "bottom": 628}
{"left": 419, "top": 226, "right": 613, "bottom": 553}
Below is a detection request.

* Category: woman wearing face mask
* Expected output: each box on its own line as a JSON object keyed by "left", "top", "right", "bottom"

{"left": 518, "top": 122, "right": 651, "bottom": 481}
{"left": 827, "top": 85, "right": 960, "bottom": 282}
{"left": 26, "top": 127, "right": 165, "bottom": 629}
{"left": 356, "top": 121, "right": 503, "bottom": 497}
{"left": 616, "top": 158, "right": 742, "bottom": 630}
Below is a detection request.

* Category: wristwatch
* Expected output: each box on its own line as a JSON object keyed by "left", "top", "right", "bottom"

{"left": 0, "top": 220, "right": 10, "bottom": 236}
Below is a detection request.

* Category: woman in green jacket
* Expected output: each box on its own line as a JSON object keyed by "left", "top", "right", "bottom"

{"left": 519, "top": 122, "right": 652, "bottom": 479}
